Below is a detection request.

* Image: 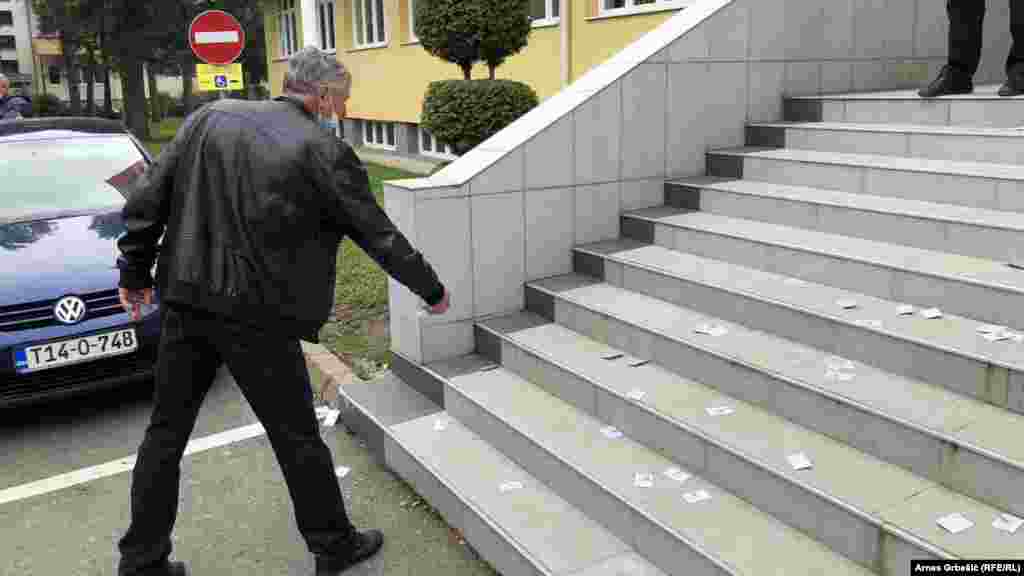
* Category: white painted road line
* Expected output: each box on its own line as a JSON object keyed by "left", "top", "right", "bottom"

{"left": 194, "top": 31, "right": 240, "bottom": 44}
{"left": 0, "top": 422, "right": 265, "bottom": 507}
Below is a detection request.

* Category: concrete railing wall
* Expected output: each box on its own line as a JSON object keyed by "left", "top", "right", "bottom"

{"left": 384, "top": 0, "right": 1013, "bottom": 365}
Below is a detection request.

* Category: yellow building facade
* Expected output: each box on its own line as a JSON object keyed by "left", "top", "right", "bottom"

{"left": 263, "top": 0, "right": 687, "bottom": 158}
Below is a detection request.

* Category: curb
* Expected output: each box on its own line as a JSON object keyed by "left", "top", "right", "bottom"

{"left": 301, "top": 340, "right": 354, "bottom": 407}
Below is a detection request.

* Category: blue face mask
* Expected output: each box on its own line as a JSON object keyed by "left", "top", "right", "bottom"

{"left": 320, "top": 117, "right": 339, "bottom": 134}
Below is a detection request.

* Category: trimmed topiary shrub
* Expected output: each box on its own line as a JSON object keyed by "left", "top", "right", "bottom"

{"left": 414, "top": 0, "right": 531, "bottom": 80}
{"left": 476, "top": 0, "right": 531, "bottom": 79}
{"left": 421, "top": 79, "right": 538, "bottom": 155}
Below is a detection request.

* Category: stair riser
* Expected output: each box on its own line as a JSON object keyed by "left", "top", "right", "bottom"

{"left": 383, "top": 433, "right": 550, "bottom": 576}
{"left": 626, "top": 215, "right": 1024, "bottom": 335}
{"left": 667, "top": 183, "right": 1024, "bottom": 263}
{"left": 706, "top": 153, "right": 1024, "bottom": 214}
{"left": 479, "top": 326, "right": 935, "bottom": 573}
{"left": 784, "top": 99, "right": 1024, "bottom": 128}
{"left": 528, "top": 282, "right": 1024, "bottom": 520}
{"left": 443, "top": 383, "right": 733, "bottom": 576}
{"left": 747, "top": 125, "right": 1024, "bottom": 165}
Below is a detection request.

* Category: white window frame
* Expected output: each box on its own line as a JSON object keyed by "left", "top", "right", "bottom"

{"left": 598, "top": 0, "right": 686, "bottom": 17}
{"left": 530, "top": 0, "right": 560, "bottom": 27}
{"left": 352, "top": 0, "right": 388, "bottom": 49}
{"left": 316, "top": 0, "right": 337, "bottom": 52}
{"left": 278, "top": 0, "right": 298, "bottom": 58}
{"left": 418, "top": 126, "right": 457, "bottom": 160}
{"left": 363, "top": 120, "right": 397, "bottom": 150}
{"left": 408, "top": 0, "right": 419, "bottom": 42}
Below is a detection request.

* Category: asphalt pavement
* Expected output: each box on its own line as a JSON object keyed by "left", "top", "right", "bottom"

{"left": 0, "top": 366, "right": 497, "bottom": 576}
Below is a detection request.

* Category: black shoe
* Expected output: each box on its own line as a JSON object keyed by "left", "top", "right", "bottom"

{"left": 918, "top": 66, "right": 974, "bottom": 98}
{"left": 125, "top": 561, "right": 188, "bottom": 576}
{"left": 314, "top": 530, "right": 384, "bottom": 575}
{"left": 998, "top": 78, "right": 1024, "bottom": 97}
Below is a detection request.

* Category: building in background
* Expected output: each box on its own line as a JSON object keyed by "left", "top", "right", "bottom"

{"left": 262, "top": 0, "right": 687, "bottom": 162}
{"left": 0, "top": 0, "right": 37, "bottom": 93}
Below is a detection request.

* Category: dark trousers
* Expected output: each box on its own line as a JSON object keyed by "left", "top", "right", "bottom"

{"left": 117, "top": 303, "right": 355, "bottom": 575}
{"left": 948, "top": 0, "right": 1024, "bottom": 80}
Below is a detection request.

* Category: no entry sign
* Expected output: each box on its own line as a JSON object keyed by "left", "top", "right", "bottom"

{"left": 189, "top": 10, "right": 245, "bottom": 65}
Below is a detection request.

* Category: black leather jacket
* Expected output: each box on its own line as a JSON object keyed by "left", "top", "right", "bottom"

{"left": 117, "top": 96, "right": 445, "bottom": 342}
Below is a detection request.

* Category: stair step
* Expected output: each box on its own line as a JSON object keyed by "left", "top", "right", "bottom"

{"left": 667, "top": 176, "right": 1024, "bottom": 262}
{"left": 430, "top": 355, "right": 878, "bottom": 576}
{"left": 784, "top": 85, "right": 1024, "bottom": 127}
{"left": 339, "top": 371, "right": 664, "bottom": 576}
{"left": 621, "top": 208, "right": 1024, "bottom": 332}
{"left": 746, "top": 122, "right": 1024, "bottom": 165}
{"left": 475, "top": 312, "right": 1024, "bottom": 570}
{"left": 706, "top": 147, "right": 1024, "bottom": 213}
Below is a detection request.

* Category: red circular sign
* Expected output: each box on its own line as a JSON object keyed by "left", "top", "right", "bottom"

{"left": 189, "top": 10, "right": 246, "bottom": 65}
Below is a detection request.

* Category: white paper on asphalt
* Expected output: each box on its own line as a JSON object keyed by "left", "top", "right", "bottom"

{"left": 993, "top": 513, "right": 1024, "bottom": 534}
{"left": 683, "top": 489, "right": 711, "bottom": 504}
{"left": 787, "top": 452, "right": 813, "bottom": 470}
{"left": 335, "top": 466, "right": 351, "bottom": 478}
{"left": 936, "top": 512, "right": 973, "bottom": 534}
{"left": 633, "top": 472, "right": 654, "bottom": 488}
{"left": 706, "top": 405, "right": 734, "bottom": 417}
{"left": 600, "top": 425, "right": 623, "bottom": 439}
{"left": 499, "top": 481, "right": 524, "bottom": 493}
{"left": 664, "top": 467, "right": 691, "bottom": 484}
{"left": 920, "top": 308, "right": 943, "bottom": 319}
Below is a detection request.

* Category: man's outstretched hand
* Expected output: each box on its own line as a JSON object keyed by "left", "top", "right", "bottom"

{"left": 119, "top": 287, "right": 154, "bottom": 321}
{"left": 426, "top": 290, "right": 450, "bottom": 315}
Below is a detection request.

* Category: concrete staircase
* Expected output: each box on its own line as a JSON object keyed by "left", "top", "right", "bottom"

{"left": 339, "top": 87, "right": 1024, "bottom": 575}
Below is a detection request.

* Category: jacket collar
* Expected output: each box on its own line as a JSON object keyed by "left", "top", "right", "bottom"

{"left": 274, "top": 94, "right": 315, "bottom": 120}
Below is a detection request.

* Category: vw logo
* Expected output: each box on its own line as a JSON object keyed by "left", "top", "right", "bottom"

{"left": 54, "top": 296, "right": 87, "bottom": 325}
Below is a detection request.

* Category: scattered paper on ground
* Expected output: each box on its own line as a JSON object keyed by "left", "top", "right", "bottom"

{"left": 936, "top": 512, "right": 973, "bottom": 534}
{"left": 633, "top": 472, "right": 654, "bottom": 488}
{"left": 499, "top": 481, "right": 524, "bottom": 493}
{"left": 787, "top": 452, "right": 813, "bottom": 471}
{"left": 664, "top": 467, "right": 691, "bottom": 484}
{"left": 993, "top": 513, "right": 1024, "bottom": 534}
{"left": 335, "top": 466, "right": 351, "bottom": 478}
{"left": 600, "top": 426, "right": 624, "bottom": 439}
{"left": 683, "top": 489, "right": 711, "bottom": 504}
{"left": 920, "top": 308, "right": 943, "bottom": 319}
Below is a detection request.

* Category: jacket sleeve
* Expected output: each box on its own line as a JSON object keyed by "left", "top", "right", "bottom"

{"left": 311, "top": 137, "right": 446, "bottom": 306}
{"left": 116, "top": 111, "right": 198, "bottom": 290}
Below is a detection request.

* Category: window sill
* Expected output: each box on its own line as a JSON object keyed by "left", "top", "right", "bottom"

{"left": 364, "top": 144, "right": 397, "bottom": 152}
{"left": 587, "top": 3, "right": 687, "bottom": 21}
{"left": 402, "top": 39, "right": 421, "bottom": 46}
{"left": 321, "top": 48, "right": 338, "bottom": 55}
{"left": 348, "top": 42, "right": 390, "bottom": 53}
{"left": 531, "top": 19, "right": 560, "bottom": 29}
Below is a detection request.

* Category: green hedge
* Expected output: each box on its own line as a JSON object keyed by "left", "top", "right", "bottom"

{"left": 421, "top": 79, "right": 538, "bottom": 155}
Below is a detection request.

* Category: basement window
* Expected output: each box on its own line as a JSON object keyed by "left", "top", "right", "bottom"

{"left": 364, "top": 120, "right": 396, "bottom": 150}
{"left": 419, "top": 127, "right": 457, "bottom": 160}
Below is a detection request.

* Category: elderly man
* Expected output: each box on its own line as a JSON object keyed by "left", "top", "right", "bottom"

{"left": 0, "top": 74, "right": 32, "bottom": 119}
{"left": 115, "top": 46, "right": 449, "bottom": 576}
{"left": 920, "top": 0, "right": 1024, "bottom": 97}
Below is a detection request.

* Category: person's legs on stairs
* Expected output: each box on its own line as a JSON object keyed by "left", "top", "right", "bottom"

{"left": 1001, "top": 0, "right": 1024, "bottom": 95}
{"left": 117, "top": 304, "right": 222, "bottom": 576}
{"left": 921, "top": 0, "right": 984, "bottom": 97}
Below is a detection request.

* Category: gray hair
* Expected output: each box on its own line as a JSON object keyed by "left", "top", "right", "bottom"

{"left": 0, "top": 73, "right": 8, "bottom": 86}
{"left": 283, "top": 46, "right": 351, "bottom": 99}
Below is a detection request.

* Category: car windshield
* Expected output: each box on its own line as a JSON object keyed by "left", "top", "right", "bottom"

{"left": 0, "top": 134, "right": 147, "bottom": 222}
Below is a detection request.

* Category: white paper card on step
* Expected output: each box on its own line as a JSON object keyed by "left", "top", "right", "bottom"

{"left": 706, "top": 405, "right": 734, "bottom": 417}
{"left": 897, "top": 305, "right": 915, "bottom": 316}
{"left": 993, "top": 513, "right": 1024, "bottom": 534}
{"left": 601, "top": 352, "right": 624, "bottom": 360}
{"left": 921, "top": 308, "right": 943, "bottom": 319}
{"left": 600, "top": 425, "right": 623, "bottom": 439}
{"left": 937, "top": 512, "right": 973, "bottom": 534}
{"left": 334, "top": 466, "right": 351, "bottom": 479}
{"left": 664, "top": 467, "right": 691, "bottom": 484}
{"left": 434, "top": 418, "right": 449, "bottom": 432}
{"left": 836, "top": 299, "right": 858, "bottom": 309}
{"left": 626, "top": 388, "right": 647, "bottom": 401}
{"left": 683, "top": 489, "right": 711, "bottom": 504}
{"left": 633, "top": 472, "right": 654, "bottom": 488}
{"left": 499, "top": 481, "right": 524, "bottom": 493}
{"left": 787, "top": 452, "right": 813, "bottom": 470}
{"left": 322, "top": 409, "right": 341, "bottom": 427}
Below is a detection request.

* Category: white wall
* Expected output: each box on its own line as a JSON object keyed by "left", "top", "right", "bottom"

{"left": 383, "top": 0, "right": 1014, "bottom": 365}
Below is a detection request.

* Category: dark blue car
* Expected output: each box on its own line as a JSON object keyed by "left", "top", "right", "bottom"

{"left": 0, "top": 118, "right": 161, "bottom": 408}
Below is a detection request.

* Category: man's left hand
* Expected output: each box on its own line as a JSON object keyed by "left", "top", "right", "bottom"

{"left": 119, "top": 287, "right": 154, "bottom": 321}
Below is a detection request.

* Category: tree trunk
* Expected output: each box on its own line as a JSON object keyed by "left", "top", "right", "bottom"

{"left": 180, "top": 52, "right": 194, "bottom": 115}
{"left": 488, "top": 65, "right": 495, "bottom": 80}
{"left": 102, "top": 65, "right": 113, "bottom": 117}
{"left": 146, "top": 62, "right": 160, "bottom": 123}
{"left": 461, "top": 63, "right": 471, "bottom": 80}
{"left": 85, "top": 50, "right": 96, "bottom": 116}
{"left": 62, "top": 36, "right": 82, "bottom": 116}
{"left": 121, "top": 54, "right": 149, "bottom": 141}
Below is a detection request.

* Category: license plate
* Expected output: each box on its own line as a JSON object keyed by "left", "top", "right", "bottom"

{"left": 14, "top": 328, "right": 138, "bottom": 374}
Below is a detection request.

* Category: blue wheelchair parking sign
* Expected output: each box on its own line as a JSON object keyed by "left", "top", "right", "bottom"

{"left": 214, "top": 75, "right": 228, "bottom": 88}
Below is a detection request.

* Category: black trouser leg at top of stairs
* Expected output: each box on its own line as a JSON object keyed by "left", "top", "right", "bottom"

{"left": 116, "top": 302, "right": 357, "bottom": 576}
{"left": 947, "top": 0, "right": 1024, "bottom": 80}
